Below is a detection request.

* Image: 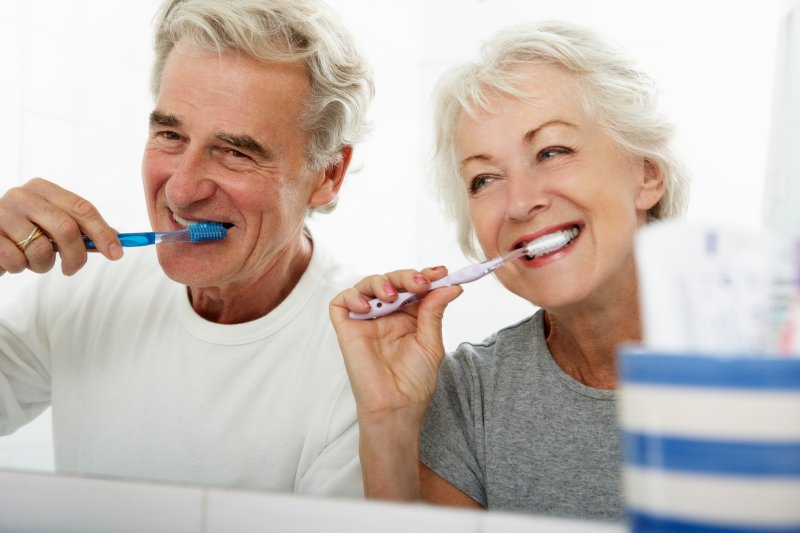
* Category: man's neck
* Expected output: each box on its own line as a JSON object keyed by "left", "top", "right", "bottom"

{"left": 187, "top": 233, "right": 314, "bottom": 324}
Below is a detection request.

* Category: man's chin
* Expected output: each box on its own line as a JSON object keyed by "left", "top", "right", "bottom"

{"left": 156, "top": 249, "right": 222, "bottom": 288}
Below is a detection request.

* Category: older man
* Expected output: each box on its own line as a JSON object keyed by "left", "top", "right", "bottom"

{"left": 0, "top": 0, "right": 372, "bottom": 497}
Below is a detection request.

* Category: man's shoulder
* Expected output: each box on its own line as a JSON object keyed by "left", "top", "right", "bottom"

{"left": 307, "top": 241, "right": 364, "bottom": 297}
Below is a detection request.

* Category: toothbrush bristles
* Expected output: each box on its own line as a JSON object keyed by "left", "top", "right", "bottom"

{"left": 523, "top": 229, "right": 574, "bottom": 257}
{"left": 188, "top": 222, "right": 228, "bottom": 242}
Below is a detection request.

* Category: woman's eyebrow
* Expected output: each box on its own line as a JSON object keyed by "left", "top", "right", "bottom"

{"left": 460, "top": 120, "right": 578, "bottom": 168}
{"left": 523, "top": 120, "right": 577, "bottom": 144}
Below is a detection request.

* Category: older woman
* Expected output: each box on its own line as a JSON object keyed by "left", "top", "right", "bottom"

{"left": 329, "top": 21, "right": 689, "bottom": 521}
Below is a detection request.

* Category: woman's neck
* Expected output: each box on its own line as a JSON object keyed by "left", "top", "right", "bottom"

{"left": 543, "top": 293, "right": 642, "bottom": 390}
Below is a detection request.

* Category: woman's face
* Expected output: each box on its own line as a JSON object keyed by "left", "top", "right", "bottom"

{"left": 455, "top": 63, "right": 663, "bottom": 313}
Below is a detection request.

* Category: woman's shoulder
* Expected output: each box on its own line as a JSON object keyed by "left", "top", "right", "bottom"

{"left": 447, "top": 309, "right": 545, "bottom": 369}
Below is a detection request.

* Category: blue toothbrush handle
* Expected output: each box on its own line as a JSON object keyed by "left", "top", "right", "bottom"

{"left": 83, "top": 233, "right": 156, "bottom": 249}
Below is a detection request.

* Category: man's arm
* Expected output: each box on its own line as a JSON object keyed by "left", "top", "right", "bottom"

{"left": 294, "top": 376, "right": 363, "bottom": 498}
{"left": 0, "top": 275, "right": 51, "bottom": 436}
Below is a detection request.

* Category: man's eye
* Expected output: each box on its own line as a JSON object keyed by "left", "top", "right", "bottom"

{"left": 469, "top": 175, "right": 494, "bottom": 194}
{"left": 159, "top": 131, "right": 181, "bottom": 141}
{"left": 219, "top": 148, "right": 256, "bottom": 167}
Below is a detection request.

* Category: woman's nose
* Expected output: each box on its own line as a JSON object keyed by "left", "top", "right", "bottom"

{"left": 164, "top": 148, "right": 217, "bottom": 208}
{"left": 504, "top": 172, "right": 550, "bottom": 221}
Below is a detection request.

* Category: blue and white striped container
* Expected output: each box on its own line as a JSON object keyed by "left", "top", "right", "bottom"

{"left": 619, "top": 348, "right": 800, "bottom": 532}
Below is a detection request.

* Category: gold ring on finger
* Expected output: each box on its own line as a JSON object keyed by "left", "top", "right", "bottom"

{"left": 15, "top": 225, "right": 46, "bottom": 252}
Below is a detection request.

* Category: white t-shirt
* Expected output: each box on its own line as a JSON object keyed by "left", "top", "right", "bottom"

{"left": 0, "top": 239, "right": 363, "bottom": 497}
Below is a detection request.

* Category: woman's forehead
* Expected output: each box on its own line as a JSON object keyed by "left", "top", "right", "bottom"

{"left": 455, "top": 67, "right": 585, "bottom": 139}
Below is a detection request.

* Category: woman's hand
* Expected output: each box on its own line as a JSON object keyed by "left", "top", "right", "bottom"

{"left": 0, "top": 178, "right": 122, "bottom": 277}
{"left": 330, "top": 267, "right": 462, "bottom": 422}
{"left": 329, "top": 267, "right": 462, "bottom": 500}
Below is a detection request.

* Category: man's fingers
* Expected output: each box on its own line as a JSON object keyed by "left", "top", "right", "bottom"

{"left": 31, "top": 180, "right": 121, "bottom": 262}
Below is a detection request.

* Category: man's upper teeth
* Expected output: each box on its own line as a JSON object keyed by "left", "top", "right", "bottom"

{"left": 174, "top": 214, "right": 193, "bottom": 227}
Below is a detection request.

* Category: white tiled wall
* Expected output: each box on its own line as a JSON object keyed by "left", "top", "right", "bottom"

{"left": 0, "top": 0, "right": 161, "bottom": 473}
{"left": 0, "top": 0, "right": 159, "bottom": 222}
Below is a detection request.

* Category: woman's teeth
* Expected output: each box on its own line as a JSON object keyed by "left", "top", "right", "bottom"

{"left": 523, "top": 226, "right": 579, "bottom": 259}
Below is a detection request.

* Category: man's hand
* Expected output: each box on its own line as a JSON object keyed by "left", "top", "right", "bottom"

{"left": 0, "top": 178, "right": 122, "bottom": 277}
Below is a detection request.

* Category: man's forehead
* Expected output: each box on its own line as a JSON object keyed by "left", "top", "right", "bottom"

{"left": 162, "top": 39, "right": 310, "bottom": 85}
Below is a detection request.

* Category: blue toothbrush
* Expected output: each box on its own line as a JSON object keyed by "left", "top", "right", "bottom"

{"left": 81, "top": 222, "right": 228, "bottom": 248}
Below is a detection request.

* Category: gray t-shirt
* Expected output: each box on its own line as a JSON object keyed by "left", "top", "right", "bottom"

{"left": 419, "top": 309, "right": 622, "bottom": 521}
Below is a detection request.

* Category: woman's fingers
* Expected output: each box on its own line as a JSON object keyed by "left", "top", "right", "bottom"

{"left": 415, "top": 284, "right": 463, "bottom": 352}
{"left": 330, "top": 267, "right": 466, "bottom": 423}
{"left": 331, "top": 286, "right": 373, "bottom": 323}
{"left": 349, "top": 267, "right": 451, "bottom": 306}
{"left": 331, "top": 266, "right": 459, "bottom": 326}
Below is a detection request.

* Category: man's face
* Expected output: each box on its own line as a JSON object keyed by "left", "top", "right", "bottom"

{"left": 142, "top": 41, "right": 333, "bottom": 291}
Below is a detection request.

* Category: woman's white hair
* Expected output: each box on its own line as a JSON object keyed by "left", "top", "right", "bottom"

{"left": 152, "top": 0, "right": 374, "bottom": 213}
{"left": 431, "top": 21, "right": 690, "bottom": 258}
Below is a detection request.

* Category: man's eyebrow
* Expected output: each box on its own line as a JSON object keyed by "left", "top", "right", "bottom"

{"left": 148, "top": 112, "right": 272, "bottom": 160}
{"left": 460, "top": 119, "right": 577, "bottom": 168}
{"left": 149, "top": 110, "right": 181, "bottom": 128}
{"left": 216, "top": 133, "right": 273, "bottom": 160}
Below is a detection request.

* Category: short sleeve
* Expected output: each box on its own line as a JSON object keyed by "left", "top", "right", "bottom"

{"left": 419, "top": 347, "right": 487, "bottom": 507}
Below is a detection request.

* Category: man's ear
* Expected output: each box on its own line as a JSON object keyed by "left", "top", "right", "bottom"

{"left": 309, "top": 145, "right": 353, "bottom": 207}
{"left": 635, "top": 158, "right": 665, "bottom": 211}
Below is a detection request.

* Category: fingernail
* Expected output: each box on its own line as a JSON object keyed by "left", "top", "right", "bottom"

{"left": 360, "top": 296, "right": 371, "bottom": 308}
{"left": 383, "top": 282, "right": 397, "bottom": 296}
{"left": 413, "top": 275, "right": 429, "bottom": 286}
{"left": 109, "top": 243, "right": 123, "bottom": 260}
{"left": 430, "top": 265, "right": 445, "bottom": 271}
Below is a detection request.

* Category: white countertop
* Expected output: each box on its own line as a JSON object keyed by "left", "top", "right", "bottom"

{"left": 0, "top": 469, "right": 625, "bottom": 533}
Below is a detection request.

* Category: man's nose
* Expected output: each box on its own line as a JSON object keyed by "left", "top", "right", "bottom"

{"left": 164, "top": 147, "right": 217, "bottom": 208}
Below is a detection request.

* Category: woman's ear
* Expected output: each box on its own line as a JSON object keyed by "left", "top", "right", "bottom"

{"left": 635, "top": 158, "right": 665, "bottom": 211}
{"left": 309, "top": 145, "right": 353, "bottom": 207}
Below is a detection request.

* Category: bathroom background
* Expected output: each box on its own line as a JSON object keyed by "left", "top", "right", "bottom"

{"left": 0, "top": 0, "right": 790, "bottom": 477}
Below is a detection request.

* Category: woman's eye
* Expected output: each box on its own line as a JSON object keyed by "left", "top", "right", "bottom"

{"left": 538, "top": 146, "right": 573, "bottom": 161}
{"left": 469, "top": 175, "right": 494, "bottom": 194}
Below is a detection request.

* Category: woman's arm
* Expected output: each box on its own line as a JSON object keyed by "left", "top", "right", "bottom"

{"left": 356, "top": 411, "right": 423, "bottom": 500}
{"left": 329, "top": 267, "right": 462, "bottom": 500}
{"left": 420, "top": 463, "right": 482, "bottom": 508}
